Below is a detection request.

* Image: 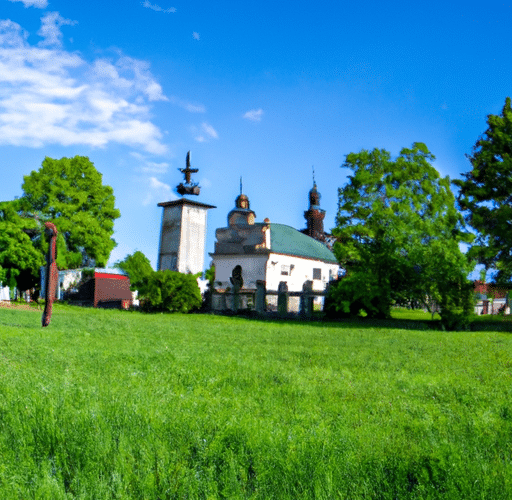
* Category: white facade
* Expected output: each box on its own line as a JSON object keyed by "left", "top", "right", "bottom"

{"left": 0, "top": 285, "right": 10, "bottom": 301}
{"left": 158, "top": 199, "right": 215, "bottom": 275}
{"left": 214, "top": 252, "right": 338, "bottom": 293}
{"left": 475, "top": 298, "right": 510, "bottom": 315}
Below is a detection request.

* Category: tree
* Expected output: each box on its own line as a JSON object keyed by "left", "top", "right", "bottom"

{"left": 453, "top": 97, "right": 512, "bottom": 285}
{"left": 0, "top": 200, "right": 45, "bottom": 291}
{"left": 330, "top": 143, "right": 474, "bottom": 327}
{"left": 115, "top": 251, "right": 154, "bottom": 295}
{"left": 143, "top": 270, "right": 202, "bottom": 313}
{"left": 20, "top": 156, "right": 120, "bottom": 268}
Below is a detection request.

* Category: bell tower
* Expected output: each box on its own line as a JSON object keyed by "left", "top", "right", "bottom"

{"left": 303, "top": 170, "right": 326, "bottom": 243}
{"left": 157, "top": 152, "right": 216, "bottom": 274}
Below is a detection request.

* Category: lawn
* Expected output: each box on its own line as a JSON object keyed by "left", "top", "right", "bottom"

{"left": 0, "top": 304, "right": 511, "bottom": 499}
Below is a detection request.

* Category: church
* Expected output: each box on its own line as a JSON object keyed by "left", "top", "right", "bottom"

{"left": 209, "top": 181, "right": 339, "bottom": 312}
{"left": 157, "top": 152, "right": 340, "bottom": 313}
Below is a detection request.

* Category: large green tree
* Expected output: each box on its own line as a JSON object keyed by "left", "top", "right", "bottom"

{"left": 21, "top": 156, "right": 120, "bottom": 268}
{"left": 453, "top": 97, "right": 512, "bottom": 285}
{"left": 329, "top": 143, "right": 474, "bottom": 327}
{"left": 0, "top": 200, "right": 44, "bottom": 291}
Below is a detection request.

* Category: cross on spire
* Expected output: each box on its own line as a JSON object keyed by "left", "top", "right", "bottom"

{"left": 176, "top": 151, "right": 200, "bottom": 196}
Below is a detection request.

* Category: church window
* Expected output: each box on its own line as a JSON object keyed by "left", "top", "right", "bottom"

{"left": 281, "top": 265, "right": 290, "bottom": 276}
{"left": 313, "top": 268, "right": 321, "bottom": 280}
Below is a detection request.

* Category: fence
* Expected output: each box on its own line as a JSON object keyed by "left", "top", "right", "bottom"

{"left": 211, "top": 281, "right": 328, "bottom": 318}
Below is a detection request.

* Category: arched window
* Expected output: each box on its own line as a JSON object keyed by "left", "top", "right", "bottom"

{"left": 230, "top": 265, "right": 243, "bottom": 288}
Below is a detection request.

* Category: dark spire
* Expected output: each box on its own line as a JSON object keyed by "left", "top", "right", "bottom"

{"left": 176, "top": 151, "right": 200, "bottom": 196}
{"left": 303, "top": 175, "right": 325, "bottom": 242}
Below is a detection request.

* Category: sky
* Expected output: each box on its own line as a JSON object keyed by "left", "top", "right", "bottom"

{"left": 1, "top": 0, "right": 511, "bottom": 273}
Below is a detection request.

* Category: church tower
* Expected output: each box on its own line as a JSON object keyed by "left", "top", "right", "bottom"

{"left": 303, "top": 180, "right": 326, "bottom": 243}
{"left": 157, "top": 152, "right": 215, "bottom": 274}
{"left": 227, "top": 179, "right": 256, "bottom": 227}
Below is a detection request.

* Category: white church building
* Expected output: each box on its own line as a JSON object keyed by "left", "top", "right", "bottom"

{"left": 210, "top": 185, "right": 339, "bottom": 312}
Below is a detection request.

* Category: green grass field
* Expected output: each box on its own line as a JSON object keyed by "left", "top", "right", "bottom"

{"left": 0, "top": 305, "right": 511, "bottom": 499}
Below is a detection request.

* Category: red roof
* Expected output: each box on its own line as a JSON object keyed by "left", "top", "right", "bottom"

{"left": 474, "top": 280, "right": 509, "bottom": 299}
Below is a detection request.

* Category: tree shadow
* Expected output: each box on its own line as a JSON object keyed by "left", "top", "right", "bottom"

{"left": 202, "top": 310, "right": 512, "bottom": 333}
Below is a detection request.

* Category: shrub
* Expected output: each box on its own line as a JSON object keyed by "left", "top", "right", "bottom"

{"left": 143, "top": 270, "right": 202, "bottom": 313}
{"left": 438, "top": 274, "right": 474, "bottom": 331}
{"left": 324, "top": 273, "right": 391, "bottom": 319}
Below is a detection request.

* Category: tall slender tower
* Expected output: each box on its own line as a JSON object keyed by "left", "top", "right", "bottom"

{"left": 303, "top": 176, "right": 326, "bottom": 243}
{"left": 157, "top": 152, "right": 215, "bottom": 274}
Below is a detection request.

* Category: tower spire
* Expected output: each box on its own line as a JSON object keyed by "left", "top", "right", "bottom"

{"left": 177, "top": 150, "right": 200, "bottom": 196}
{"left": 303, "top": 172, "right": 325, "bottom": 243}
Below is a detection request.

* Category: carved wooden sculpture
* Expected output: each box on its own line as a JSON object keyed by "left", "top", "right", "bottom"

{"left": 42, "top": 222, "right": 58, "bottom": 327}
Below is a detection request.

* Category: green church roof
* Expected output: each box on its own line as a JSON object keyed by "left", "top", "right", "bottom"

{"left": 268, "top": 223, "right": 338, "bottom": 264}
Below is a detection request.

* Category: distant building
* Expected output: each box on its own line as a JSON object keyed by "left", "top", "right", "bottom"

{"left": 42, "top": 267, "right": 132, "bottom": 309}
{"left": 474, "top": 280, "right": 510, "bottom": 315}
{"left": 0, "top": 284, "right": 10, "bottom": 301}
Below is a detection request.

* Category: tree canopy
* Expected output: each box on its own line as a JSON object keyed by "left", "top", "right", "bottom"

{"left": 453, "top": 97, "right": 512, "bottom": 285}
{"left": 21, "top": 156, "right": 120, "bottom": 268}
{"left": 0, "top": 200, "right": 44, "bottom": 291}
{"left": 329, "top": 143, "right": 474, "bottom": 327}
{"left": 115, "top": 251, "right": 154, "bottom": 294}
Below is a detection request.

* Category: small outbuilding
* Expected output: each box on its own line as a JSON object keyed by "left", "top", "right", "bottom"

{"left": 63, "top": 268, "right": 132, "bottom": 309}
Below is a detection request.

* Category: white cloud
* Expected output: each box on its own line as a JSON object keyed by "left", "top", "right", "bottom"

{"left": 192, "top": 32, "right": 200, "bottom": 40}
{"left": 37, "top": 12, "right": 78, "bottom": 48}
{"left": 142, "top": 1, "right": 176, "bottom": 13}
{"left": 200, "top": 177, "right": 211, "bottom": 189}
{"left": 91, "top": 56, "right": 168, "bottom": 102}
{"left": 193, "top": 122, "right": 218, "bottom": 143}
{"left": 243, "top": 108, "right": 264, "bottom": 122}
{"left": 130, "top": 152, "right": 169, "bottom": 173}
{"left": 169, "top": 95, "right": 205, "bottom": 113}
{"left": 142, "top": 176, "right": 175, "bottom": 205}
{"left": 0, "top": 19, "right": 28, "bottom": 47}
{"left": 8, "top": 0, "right": 48, "bottom": 8}
{"left": 0, "top": 17, "right": 169, "bottom": 154}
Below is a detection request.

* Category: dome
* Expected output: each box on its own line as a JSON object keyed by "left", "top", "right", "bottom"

{"left": 236, "top": 193, "right": 250, "bottom": 210}
{"left": 309, "top": 183, "right": 321, "bottom": 207}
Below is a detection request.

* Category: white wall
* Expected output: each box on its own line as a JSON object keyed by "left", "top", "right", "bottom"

{"left": 159, "top": 204, "right": 209, "bottom": 274}
{"left": 265, "top": 253, "right": 339, "bottom": 292}
{"left": 212, "top": 252, "right": 339, "bottom": 294}
{"left": 179, "top": 205, "right": 208, "bottom": 274}
{"left": 212, "top": 254, "right": 268, "bottom": 290}
{"left": 0, "top": 285, "right": 9, "bottom": 301}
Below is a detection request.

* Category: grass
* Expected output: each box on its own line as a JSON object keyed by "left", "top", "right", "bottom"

{"left": 0, "top": 304, "right": 512, "bottom": 498}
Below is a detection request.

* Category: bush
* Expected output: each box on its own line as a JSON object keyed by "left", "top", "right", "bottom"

{"left": 438, "top": 274, "right": 474, "bottom": 331}
{"left": 324, "top": 273, "right": 391, "bottom": 319}
{"left": 143, "top": 270, "right": 202, "bottom": 313}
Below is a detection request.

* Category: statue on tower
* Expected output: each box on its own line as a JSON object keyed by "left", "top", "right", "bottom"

{"left": 177, "top": 151, "right": 200, "bottom": 196}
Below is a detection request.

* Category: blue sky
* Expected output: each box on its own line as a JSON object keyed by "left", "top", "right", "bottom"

{"left": 1, "top": 0, "right": 511, "bottom": 272}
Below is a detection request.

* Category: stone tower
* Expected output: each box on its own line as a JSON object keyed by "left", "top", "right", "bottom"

{"left": 157, "top": 152, "right": 215, "bottom": 274}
